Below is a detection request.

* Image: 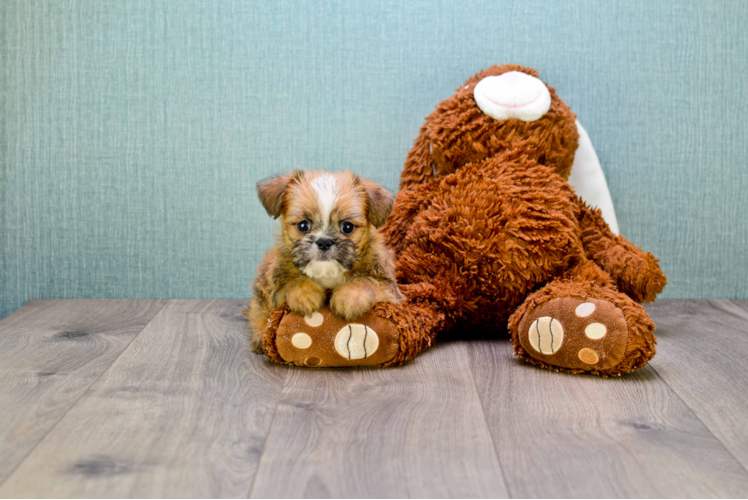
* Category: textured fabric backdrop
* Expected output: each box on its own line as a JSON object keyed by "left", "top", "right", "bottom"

{"left": 2, "top": 0, "right": 747, "bottom": 319}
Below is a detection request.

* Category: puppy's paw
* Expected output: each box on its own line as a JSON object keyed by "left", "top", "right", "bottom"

{"left": 249, "top": 332, "right": 264, "bottom": 354}
{"left": 331, "top": 282, "right": 376, "bottom": 321}
{"left": 286, "top": 281, "right": 326, "bottom": 317}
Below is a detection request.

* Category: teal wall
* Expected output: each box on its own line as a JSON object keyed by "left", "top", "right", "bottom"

{"left": 2, "top": 0, "right": 747, "bottom": 319}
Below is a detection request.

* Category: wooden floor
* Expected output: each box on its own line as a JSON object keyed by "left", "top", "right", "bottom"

{"left": 0, "top": 300, "right": 747, "bottom": 498}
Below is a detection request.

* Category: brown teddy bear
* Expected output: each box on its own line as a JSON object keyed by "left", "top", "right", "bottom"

{"left": 258, "top": 64, "right": 667, "bottom": 376}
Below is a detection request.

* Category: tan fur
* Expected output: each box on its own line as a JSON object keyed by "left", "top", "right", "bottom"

{"left": 245, "top": 170, "right": 403, "bottom": 352}
{"left": 286, "top": 279, "right": 327, "bottom": 316}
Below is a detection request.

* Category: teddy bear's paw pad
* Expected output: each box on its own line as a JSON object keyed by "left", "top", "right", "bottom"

{"left": 518, "top": 297, "right": 628, "bottom": 371}
{"left": 274, "top": 307, "right": 399, "bottom": 367}
{"left": 334, "top": 324, "right": 379, "bottom": 360}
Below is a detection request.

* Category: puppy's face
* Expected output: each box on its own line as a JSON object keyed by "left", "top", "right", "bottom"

{"left": 257, "top": 170, "right": 394, "bottom": 285}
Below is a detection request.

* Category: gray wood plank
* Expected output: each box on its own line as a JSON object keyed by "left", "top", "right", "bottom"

{"left": 468, "top": 338, "right": 748, "bottom": 498}
{"left": 250, "top": 343, "right": 509, "bottom": 499}
{"left": 0, "top": 300, "right": 288, "bottom": 498}
{"left": 647, "top": 299, "right": 748, "bottom": 472}
{"left": 0, "top": 299, "right": 166, "bottom": 485}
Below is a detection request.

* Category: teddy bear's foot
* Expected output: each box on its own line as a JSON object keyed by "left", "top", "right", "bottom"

{"left": 261, "top": 291, "right": 443, "bottom": 368}
{"left": 516, "top": 297, "right": 631, "bottom": 372}
{"left": 510, "top": 277, "right": 657, "bottom": 376}
{"left": 265, "top": 306, "right": 401, "bottom": 367}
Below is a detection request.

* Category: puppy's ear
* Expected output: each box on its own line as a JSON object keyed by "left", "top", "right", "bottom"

{"left": 359, "top": 178, "right": 395, "bottom": 228}
{"left": 256, "top": 170, "right": 304, "bottom": 218}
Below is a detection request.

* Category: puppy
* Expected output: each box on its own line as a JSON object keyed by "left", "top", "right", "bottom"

{"left": 246, "top": 170, "right": 403, "bottom": 353}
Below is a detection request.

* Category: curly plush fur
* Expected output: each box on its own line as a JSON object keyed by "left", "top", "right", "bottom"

{"left": 259, "top": 64, "right": 667, "bottom": 375}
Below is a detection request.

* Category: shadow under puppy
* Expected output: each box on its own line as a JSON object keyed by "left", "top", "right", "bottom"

{"left": 246, "top": 170, "right": 403, "bottom": 353}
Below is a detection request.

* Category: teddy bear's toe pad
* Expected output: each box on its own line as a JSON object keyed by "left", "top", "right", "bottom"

{"left": 274, "top": 307, "right": 399, "bottom": 367}
{"left": 518, "top": 297, "right": 628, "bottom": 371}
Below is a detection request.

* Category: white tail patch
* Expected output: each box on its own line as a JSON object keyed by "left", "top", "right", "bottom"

{"left": 568, "top": 121, "right": 620, "bottom": 235}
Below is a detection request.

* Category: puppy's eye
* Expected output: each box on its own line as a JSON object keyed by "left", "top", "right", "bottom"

{"left": 296, "top": 220, "right": 311, "bottom": 233}
{"left": 340, "top": 221, "right": 355, "bottom": 235}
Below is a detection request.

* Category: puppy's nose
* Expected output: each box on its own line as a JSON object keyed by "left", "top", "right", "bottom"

{"left": 316, "top": 238, "right": 334, "bottom": 251}
{"left": 473, "top": 71, "right": 551, "bottom": 122}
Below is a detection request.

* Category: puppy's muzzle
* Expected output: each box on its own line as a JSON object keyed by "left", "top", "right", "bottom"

{"left": 316, "top": 238, "right": 334, "bottom": 251}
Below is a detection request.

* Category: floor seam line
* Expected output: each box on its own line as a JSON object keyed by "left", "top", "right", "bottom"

{"left": 466, "top": 342, "right": 514, "bottom": 499}
{"left": 245, "top": 367, "right": 291, "bottom": 498}
{"left": 0, "top": 299, "right": 169, "bottom": 491}
{"left": 649, "top": 361, "right": 748, "bottom": 478}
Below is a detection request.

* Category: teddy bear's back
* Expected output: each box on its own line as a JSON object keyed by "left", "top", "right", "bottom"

{"left": 392, "top": 152, "right": 585, "bottom": 328}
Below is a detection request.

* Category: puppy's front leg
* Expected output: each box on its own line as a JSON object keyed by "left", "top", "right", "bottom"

{"left": 330, "top": 279, "right": 378, "bottom": 321}
{"left": 285, "top": 279, "right": 326, "bottom": 317}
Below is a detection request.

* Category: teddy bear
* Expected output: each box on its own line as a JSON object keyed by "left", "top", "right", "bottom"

{"left": 258, "top": 64, "right": 667, "bottom": 376}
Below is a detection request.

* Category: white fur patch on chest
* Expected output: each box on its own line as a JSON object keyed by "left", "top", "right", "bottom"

{"left": 302, "top": 260, "right": 347, "bottom": 289}
{"left": 310, "top": 174, "right": 339, "bottom": 229}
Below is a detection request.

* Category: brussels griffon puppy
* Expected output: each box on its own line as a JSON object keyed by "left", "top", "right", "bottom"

{"left": 246, "top": 170, "right": 403, "bottom": 353}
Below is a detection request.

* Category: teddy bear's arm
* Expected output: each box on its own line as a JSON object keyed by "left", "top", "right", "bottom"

{"left": 381, "top": 182, "right": 437, "bottom": 256}
{"left": 577, "top": 199, "right": 666, "bottom": 303}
